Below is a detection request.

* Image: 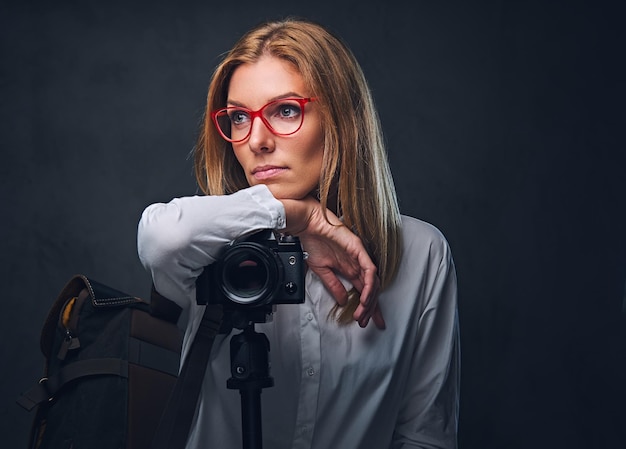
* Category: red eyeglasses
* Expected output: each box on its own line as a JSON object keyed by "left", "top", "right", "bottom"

{"left": 211, "top": 97, "right": 317, "bottom": 143}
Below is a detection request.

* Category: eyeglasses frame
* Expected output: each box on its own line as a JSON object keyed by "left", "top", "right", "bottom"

{"left": 211, "top": 97, "right": 317, "bottom": 143}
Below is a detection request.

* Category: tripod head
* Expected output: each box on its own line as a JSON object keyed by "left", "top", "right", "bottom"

{"left": 218, "top": 305, "right": 274, "bottom": 334}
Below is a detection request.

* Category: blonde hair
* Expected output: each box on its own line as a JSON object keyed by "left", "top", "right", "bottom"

{"left": 194, "top": 18, "right": 402, "bottom": 323}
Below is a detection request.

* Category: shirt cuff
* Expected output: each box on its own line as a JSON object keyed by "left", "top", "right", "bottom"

{"left": 246, "top": 184, "right": 286, "bottom": 230}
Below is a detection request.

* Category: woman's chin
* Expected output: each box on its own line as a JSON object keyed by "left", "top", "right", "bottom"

{"left": 263, "top": 184, "right": 311, "bottom": 201}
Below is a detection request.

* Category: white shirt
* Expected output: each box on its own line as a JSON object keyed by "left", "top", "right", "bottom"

{"left": 137, "top": 184, "right": 459, "bottom": 449}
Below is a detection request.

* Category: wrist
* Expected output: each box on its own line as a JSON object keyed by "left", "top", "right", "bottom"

{"left": 278, "top": 198, "right": 310, "bottom": 235}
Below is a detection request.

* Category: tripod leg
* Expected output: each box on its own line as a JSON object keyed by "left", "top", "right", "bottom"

{"left": 240, "top": 387, "right": 263, "bottom": 449}
{"left": 227, "top": 324, "right": 274, "bottom": 449}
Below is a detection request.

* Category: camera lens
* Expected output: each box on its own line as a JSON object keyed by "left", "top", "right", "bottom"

{"left": 219, "top": 243, "right": 280, "bottom": 305}
{"left": 224, "top": 257, "right": 266, "bottom": 295}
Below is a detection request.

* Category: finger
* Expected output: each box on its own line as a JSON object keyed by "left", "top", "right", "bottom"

{"left": 356, "top": 262, "right": 378, "bottom": 304}
{"left": 352, "top": 305, "right": 370, "bottom": 327}
{"left": 355, "top": 304, "right": 385, "bottom": 329}
{"left": 357, "top": 271, "right": 380, "bottom": 309}
{"left": 353, "top": 301, "right": 373, "bottom": 327}
{"left": 357, "top": 310, "right": 370, "bottom": 328}
{"left": 314, "top": 268, "right": 349, "bottom": 306}
{"left": 354, "top": 275, "right": 381, "bottom": 327}
{"left": 371, "top": 305, "right": 386, "bottom": 330}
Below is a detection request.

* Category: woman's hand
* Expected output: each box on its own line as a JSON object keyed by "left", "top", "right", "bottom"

{"left": 280, "top": 197, "right": 385, "bottom": 329}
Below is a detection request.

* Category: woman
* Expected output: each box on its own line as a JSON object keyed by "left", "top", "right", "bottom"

{"left": 138, "top": 18, "right": 459, "bottom": 449}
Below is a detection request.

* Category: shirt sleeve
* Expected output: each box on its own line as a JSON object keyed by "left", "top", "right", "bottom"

{"left": 136, "top": 184, "right": 286, "bottom": 310}
{"left": 392, "top": 236, "right": 460, "bottom": 449}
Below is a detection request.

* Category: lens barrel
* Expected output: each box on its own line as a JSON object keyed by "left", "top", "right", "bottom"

{"left": 218, "top": 242, "right": 282, "bottom": 306}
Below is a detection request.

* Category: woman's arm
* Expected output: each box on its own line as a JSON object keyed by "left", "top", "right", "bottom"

{"left": 137, "top": 185, "right": 286, "bottom": 309}
{"left": 137, "top": 186, "right": 384, "bottom": 328}
{"left": 392, "top": 236, "right": 460, "bottom": 448}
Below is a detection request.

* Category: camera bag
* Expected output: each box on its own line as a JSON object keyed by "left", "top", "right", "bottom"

{"left": 17, "top": 274, "right": 185, "bottom": 449}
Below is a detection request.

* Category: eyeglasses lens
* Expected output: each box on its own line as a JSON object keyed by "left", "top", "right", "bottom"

{"left": 215, "top": 99, "right": 307, "bottom": 142}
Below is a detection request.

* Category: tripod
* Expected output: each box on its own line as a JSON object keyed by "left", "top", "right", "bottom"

{"left": 226, "top": 312, "right": 274, "bottom": 449}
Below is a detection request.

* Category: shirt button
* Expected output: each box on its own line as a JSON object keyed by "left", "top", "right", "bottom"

{"left": 306, "top": 312, "right": 314, "bottom": 321}
{"left": 307, "top": 367, "right": 315, "bottom": 376}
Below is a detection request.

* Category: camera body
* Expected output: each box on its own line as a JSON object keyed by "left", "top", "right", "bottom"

{"left": 196, "top": 229, "right": 305, "bottom": 311}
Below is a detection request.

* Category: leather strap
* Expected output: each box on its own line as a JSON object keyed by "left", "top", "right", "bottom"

{"left": 151, "top": 304, "right": 223, "bottom": 449}
{"left": 17, "top": 358, "right": 128, "bottom": 411}
{"left": 150, "top": 284, "right": 183, "bottom": 323}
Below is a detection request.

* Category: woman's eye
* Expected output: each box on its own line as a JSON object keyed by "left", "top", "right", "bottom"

{"left": 229, "top": 110, "right": 249, "bottom": 124}
{"left": 276, "top": 103, "right": 301, "bottom": 118}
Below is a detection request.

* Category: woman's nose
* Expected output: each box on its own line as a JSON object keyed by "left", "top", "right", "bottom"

{"left": 247, "top": 117, "right": 275, "bottom": 153}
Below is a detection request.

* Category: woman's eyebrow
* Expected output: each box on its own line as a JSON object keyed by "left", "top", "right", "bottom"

{"left": 226, "top": 92, "right": 306, "bottom": 107}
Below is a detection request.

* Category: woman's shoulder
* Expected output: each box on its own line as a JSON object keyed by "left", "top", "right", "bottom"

{"left": 399, "top": 214, "right": 453, "bottom": 264}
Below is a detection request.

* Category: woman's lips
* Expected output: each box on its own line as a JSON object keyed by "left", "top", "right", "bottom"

{"left": 252, "top": 166, "right": 287, "bottom": 180}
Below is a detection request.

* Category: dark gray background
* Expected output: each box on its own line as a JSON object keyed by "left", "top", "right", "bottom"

{"left": 2, "top": 1, "right": 625, "bottom": 448}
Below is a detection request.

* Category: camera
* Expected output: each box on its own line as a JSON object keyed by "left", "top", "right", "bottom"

{"left": 196, "top": 229, "right": 305, "bottom": 310}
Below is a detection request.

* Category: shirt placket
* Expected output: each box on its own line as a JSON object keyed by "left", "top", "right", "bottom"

{"left": 292, "top": 275, "right": 322, "bottom": 448}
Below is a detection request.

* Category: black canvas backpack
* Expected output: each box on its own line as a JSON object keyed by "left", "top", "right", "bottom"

{"left": 17, "top": 274, "right": 184, "bottom": 449}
